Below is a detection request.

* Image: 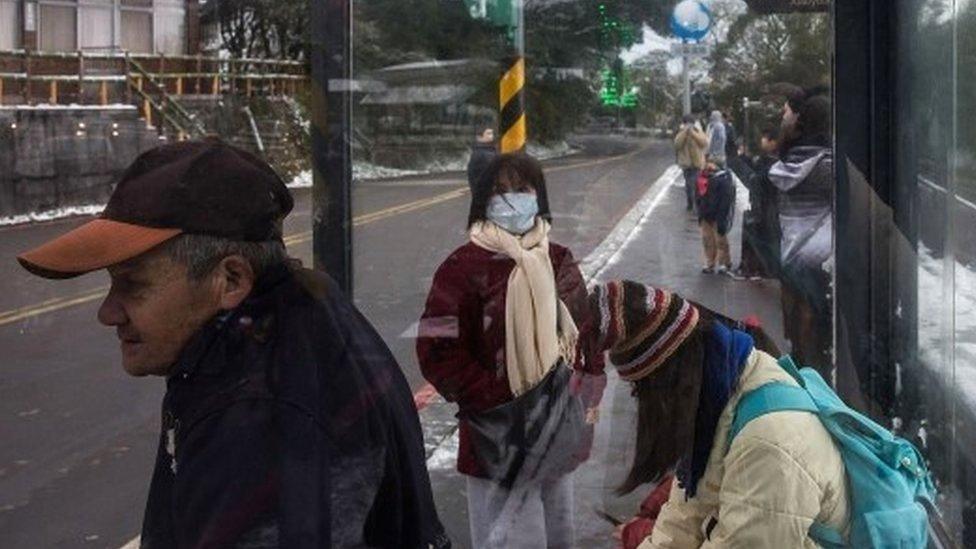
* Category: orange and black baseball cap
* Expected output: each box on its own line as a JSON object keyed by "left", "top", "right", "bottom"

{"left": 17, "top": 140, "right": 294, "bottom": 279}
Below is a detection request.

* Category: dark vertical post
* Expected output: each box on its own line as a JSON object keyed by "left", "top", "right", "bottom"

{"left": 78, "top": 51, "right": 84, "bottom": 104}
{"left": 185, "top": 0, "right": 202, "bottom": 55}
{"left": 833, "top": 0, "right": 895, "bottom": 417}
{"left": 310, "top": 0, "right": 353, "bottom": 295}
{"left": 24, "top": 49, "right": 31, "bottom": 105}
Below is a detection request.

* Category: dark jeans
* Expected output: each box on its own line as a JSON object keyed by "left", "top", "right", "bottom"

{"left": 682, "top": 167, "right": 699, "bottom": 211}
{"left": 739, "top": 209, "right": 772, "bottom": 277}
{"left": 780, "top": 267, "right": 832, "bottom": 379}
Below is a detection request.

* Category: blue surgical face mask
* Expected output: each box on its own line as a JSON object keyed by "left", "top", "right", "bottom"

{"left": 486, "top": 192, "right": 539, "bottom": 235}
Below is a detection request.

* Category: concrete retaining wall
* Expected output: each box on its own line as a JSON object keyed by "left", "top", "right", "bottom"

{"left": 0, "top": 106, "right": 160, "bottom": 219}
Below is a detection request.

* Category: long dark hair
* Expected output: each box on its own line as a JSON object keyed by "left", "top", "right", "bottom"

{"left": 780, "top": 90, "right": 831, "bottom": 155}
{"left": 467, "top": 153, "right": 552, "bottom": 228}
{"left": 618, "top": 306, "right": 781, "bottom": 495}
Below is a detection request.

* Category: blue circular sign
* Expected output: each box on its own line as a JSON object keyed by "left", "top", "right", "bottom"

{"left": 670, "top": 1, "right": 712, "bottom": 43}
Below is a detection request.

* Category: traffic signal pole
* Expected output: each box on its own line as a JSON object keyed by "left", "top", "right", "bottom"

{"left": 499, "top": 0, "right": 526, "bottom": 153}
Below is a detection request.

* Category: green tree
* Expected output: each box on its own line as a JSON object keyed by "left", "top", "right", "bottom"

{"left": 701, "top": 8, "right": 829, "bottom": 148}
{"left": 629, "top": 50, "right": 682, "bottom": 127}
{"left": 203, "top": 0, "right": 308, "bottom": 60}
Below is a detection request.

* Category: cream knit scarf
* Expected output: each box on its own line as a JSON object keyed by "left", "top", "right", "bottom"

{"left": 469, "top": 219, "right": 579, "bottom": 396}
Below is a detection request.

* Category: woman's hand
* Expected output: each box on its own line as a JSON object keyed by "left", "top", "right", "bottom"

{"left": 585, "top": 407, "right": 600, "bottom": 425}
{"left": 614, "top": 517, "right": 653, "bottom": 549}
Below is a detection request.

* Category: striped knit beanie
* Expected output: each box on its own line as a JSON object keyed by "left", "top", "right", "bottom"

{"left": 588, "top": 280, "right": 700, "bottom": 382}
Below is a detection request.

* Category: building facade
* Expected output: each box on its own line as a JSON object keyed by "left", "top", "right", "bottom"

{"left": 0, "top": 0, "right": 201, "bottom": 54}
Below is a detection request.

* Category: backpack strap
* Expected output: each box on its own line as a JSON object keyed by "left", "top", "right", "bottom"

{"left": 727, "top": 382, "right": 818, "bottom": 448}
{"left": 776, "top": 355, "right": 806, "bottom": 387}
{"left": 727, "top": 357, "right": 849, "bottom": 548}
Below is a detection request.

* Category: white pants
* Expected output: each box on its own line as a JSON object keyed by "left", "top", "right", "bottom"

{"left": 466, "top": 473, "right": 575, "bottom": 549}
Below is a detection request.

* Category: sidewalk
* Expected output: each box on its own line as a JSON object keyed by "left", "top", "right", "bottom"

{"left": 424, "top": 165, "right": 786, "bottom": 548}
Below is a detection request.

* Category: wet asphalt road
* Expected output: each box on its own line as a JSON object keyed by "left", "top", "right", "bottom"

{"left": 0, "top": 135, "right": 679, "bottom": 548}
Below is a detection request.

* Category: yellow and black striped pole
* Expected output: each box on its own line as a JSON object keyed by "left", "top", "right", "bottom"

{"left": 499, "top": 56, "right": 526, "bottom": 153}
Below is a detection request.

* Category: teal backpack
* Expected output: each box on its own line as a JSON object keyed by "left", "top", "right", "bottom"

{"left": 728, "top": 356, "right": 938, "bottom": 548}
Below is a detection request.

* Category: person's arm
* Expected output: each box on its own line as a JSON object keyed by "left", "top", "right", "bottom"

{"left": 553, "top": 246, "right": 607, "bottom": 410}
{"left": 416, "top": 257, "right": 498, "bottom": 409}
{"left": 674, "top": 128, "right": 688, "bottom": 148}
{"left": 690, "top": 128, "right": 709, "bottom": 148}
{"left": 466, "top": 155, "right": 478, "bottom": 186}
{"left": 701, "top": 432, "right": 824, "bottom": 548}
{"left": 620, "top": 476, "right": 676, "bottom": 549}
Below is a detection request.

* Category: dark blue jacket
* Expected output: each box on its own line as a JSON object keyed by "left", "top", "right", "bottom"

{"left": 697, "top": 169, "right": 736, "bottom": 235}
{"left": 140, "top": 265, "right": 449, "bottom": 549}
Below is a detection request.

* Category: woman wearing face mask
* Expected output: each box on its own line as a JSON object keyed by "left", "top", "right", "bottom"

{"left": 417, "top": 153, "right": 605, "bottom": 549}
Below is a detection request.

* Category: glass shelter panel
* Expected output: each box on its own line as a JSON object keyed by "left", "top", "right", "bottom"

{"left": 3, "top": 0, "right": 976, "bottom": 547}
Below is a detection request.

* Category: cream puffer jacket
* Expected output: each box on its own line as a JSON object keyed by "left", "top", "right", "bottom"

{"left": 639, "top": 349, "right": 850, "bottom": 548}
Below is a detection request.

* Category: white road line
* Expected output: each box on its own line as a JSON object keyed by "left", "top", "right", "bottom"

{"left": 583, "top": 165, "right": 683, "bottom": 283}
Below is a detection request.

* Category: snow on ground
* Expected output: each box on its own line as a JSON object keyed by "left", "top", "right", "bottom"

{"left": 583, "top": 165, "right": 683, "bottom": 282}
{"left": 1, "top": 143, "right": 578, "bottom": 224}
{"left": 585, "top": 166, "right": 750, "bottom": 283}
{"left": 0, "top": 204, "right": 105, "bottom": 227}
{"left": 289, "top": 142, "right": 580, "bottom": 188}
{"left": 426, "top": 428, "right": 460, "bottom": 471}
{"left": 288, "top": 170, "right": 312, "bottom": 189}
{"left": 916, "top": 244, "right": 976, "bottom": 413}
{"left": 0, "top": 104, "right": 135, "bottom": 111}
{"left": 351, "top": 141, "right": 579, "bottom": 182}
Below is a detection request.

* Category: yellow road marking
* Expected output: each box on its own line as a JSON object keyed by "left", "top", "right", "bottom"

{"left": 0, "top": 147, "right": 648, "bottom": 327}
{"left": 0, "top": 286, "right": 110, "bottom": 327}
{"left": 0, "top": 188, "right": 472, "bottom": 326}
{"left": 281, "top": 187, "right": 470, "bottom": 247}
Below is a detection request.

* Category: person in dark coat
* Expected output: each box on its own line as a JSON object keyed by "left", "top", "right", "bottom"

{"left": 734, "top": 127, "right": 781, "bottom": 279}
{"left": 16, "top": 141, "right": 449, "bottom": 549}
{"left": 467, "top": 127, "right": 498, "bottom": 192}
{"left": 769, "top": 89, "right": 834, "bottom": 378}
{"left": 696, "top": 160, "right": 736, "bottom": 274}
{"left": 417, "top": 153, "right": 605, "bottom": 549}
{"left": 723, "top": 110, "right": 739, "bottom": 162}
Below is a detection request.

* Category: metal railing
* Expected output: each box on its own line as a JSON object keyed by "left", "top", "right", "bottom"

{"left": 125, "top": 56, "right": 207, "bottom": 138}
{"left": 0, "top": 49, "right": 308, "bottom": 108}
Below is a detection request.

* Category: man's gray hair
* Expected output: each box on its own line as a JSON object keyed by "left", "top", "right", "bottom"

{"left": 163, "top": 234, "right": 288, "bottom": 280}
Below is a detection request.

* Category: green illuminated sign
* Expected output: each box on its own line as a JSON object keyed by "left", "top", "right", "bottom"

{"left": 599, "top": 68, "right": 639, "bottom": 108}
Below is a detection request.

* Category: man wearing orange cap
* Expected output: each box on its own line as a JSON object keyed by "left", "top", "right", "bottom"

{"left": 18, "top": 140, "right": 449, "bottom": 549}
